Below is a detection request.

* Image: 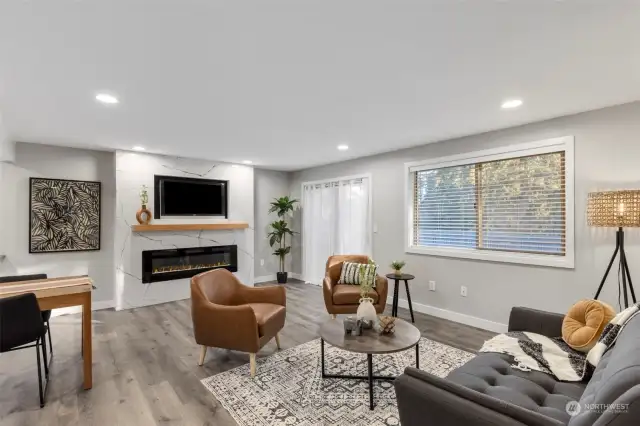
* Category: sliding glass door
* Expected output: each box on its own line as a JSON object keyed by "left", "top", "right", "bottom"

{"left": 302, "top": 175, "right": 371, "bottom": 285}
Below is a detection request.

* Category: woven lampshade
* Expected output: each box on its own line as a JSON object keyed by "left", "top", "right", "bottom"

{"left": 587, "top": 190, "right": 640, "bottom": 227}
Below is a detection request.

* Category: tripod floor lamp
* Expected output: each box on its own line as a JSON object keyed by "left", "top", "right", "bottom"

{"left": 588, "top": 190, "right": 639, "bottom": 308}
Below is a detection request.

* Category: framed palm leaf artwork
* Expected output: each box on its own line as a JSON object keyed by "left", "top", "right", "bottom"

{"left": 29, "top": 177, "right": 101, "bottom": 253}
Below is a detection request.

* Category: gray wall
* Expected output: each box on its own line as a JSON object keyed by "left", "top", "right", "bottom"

{"left": 0, "top": 143, "right": 288, "bottom": 309}
{"left": 254, "top": 169, "right": 292, "bottom": 279}
{"left": 290, "top": 101, "right": 640, "bottom": 328}
{"left": 0, "top": 143, "right": 116, "bottom": 304}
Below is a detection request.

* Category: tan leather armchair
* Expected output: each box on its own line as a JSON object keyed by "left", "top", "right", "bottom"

{"left": 323, "top": 255, "right": 388, "bottom": 317}
{"left": 191, "top": 269, "right": 286, "bottom": 377}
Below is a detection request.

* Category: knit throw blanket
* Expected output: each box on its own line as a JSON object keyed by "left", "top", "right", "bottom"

{"left": 480, "top": 303, "right": 640, "bottom": 382}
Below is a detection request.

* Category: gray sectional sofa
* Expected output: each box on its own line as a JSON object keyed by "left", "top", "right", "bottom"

{"left": 394, "top": 307, "right": 640, "bottom": 426}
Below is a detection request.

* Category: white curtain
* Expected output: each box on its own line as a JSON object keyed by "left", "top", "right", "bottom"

{"left": 302, "top": 176, "right": 371, "bottom": 285}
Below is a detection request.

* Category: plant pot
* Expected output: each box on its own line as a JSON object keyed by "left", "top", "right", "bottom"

{"left": 277, "top": 272, "right": 288, "bottom": 284}
{"left": 393, "top": 269, "right": 403, "bottom": 276}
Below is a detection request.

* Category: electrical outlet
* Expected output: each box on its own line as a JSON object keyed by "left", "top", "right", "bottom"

{"left": 260, "top": 259, "right": 265, "bottom": 266}
{"left": 460, "top": 286, "right": 468, "bottom": 297}
{"left": 428, "top": 280, "right": 436, "bottom": 291}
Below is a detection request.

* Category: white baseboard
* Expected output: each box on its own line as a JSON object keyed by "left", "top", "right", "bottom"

{"left": 254, "top": 273, "right": 304, "bottom": 284}
{"left": 254, "top": 274, "right": 276, "bottom": 284}
{"left": 50, "top": 300, "right": 115, "bottom": 317}
{"left": 387, "top": 296, "right": 507, "bottom": 333}
{"left": 92, "top": 300, "right": 115, "bottom": 311}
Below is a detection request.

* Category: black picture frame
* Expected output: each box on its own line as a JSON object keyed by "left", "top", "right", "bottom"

{"left": 29, "top": 177, "right": 102, "bottom": 253}
{"left": 153, "top": 174, "right": 228, "bottom": 219}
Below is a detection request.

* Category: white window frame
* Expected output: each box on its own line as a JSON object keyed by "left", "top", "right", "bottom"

{"left": 404, "top": 136, "right": 575, "bottom": 268}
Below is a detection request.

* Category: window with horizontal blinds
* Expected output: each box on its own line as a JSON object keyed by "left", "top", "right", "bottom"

{"left": 480, "top": 152, "right": 565, "bottom": 254}
{"left": 412, "top": 151, "right": 566, "bottom": 256}
{"left": 413, "top": 164, "right": 477, "bottom": 249}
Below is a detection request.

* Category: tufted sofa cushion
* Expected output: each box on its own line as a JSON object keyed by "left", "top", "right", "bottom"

{"left": 395, "top": 307, "right": 640, "bottom": 426}
{"left": 447, "top": 353, "right": 587, "bottom": 424}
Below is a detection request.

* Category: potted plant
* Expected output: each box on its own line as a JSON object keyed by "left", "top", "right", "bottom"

{"left": 357, "top": 259, "right": 379, "bottom": 325}
{"left": 268, "top": 196, "right": 298, "bottom": 283}
{"left": 390, "top": 260, "right": 406, "bottom": 276}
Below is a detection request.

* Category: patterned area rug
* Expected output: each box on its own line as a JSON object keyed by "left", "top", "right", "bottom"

{"left": 201, "top": 337, "right": 474, "bottom": 426}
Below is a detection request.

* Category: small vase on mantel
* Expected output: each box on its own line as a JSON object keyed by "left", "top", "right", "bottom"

{"left": 136, "top": 204, "right": 152, "bottom": 225}
{"left": 136, "top": 185, "right": 152, "bottom": 225}
{"left": 357, "top": 297, "right": 377, "bottom": 326}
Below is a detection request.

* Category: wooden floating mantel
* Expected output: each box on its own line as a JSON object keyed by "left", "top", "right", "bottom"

{"left": 131, "top": 222, "right": 249, "bottom": 232}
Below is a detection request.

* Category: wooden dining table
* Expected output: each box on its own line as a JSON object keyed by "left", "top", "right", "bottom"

{"left": 0, "top": 275, "right": 93, "bottom": 390}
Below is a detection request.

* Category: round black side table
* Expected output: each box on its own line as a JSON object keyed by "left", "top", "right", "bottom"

{"left": 385, "top": 273, "right": 415, "bottom": 323}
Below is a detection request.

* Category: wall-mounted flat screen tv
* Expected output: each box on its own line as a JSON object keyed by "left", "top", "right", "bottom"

{"left": 154, "top": 175, "right": 228, "bottom": 218}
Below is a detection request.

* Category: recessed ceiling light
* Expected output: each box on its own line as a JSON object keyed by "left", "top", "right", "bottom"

{"left": 501, "top": 99, "right": 523, "bottom": 109}
{"left": 132, "top": 146, "right": 145, "bottom": 151}
{"left": 96, "top": 93, "right": 119, "bottom": 104}
{"left": 337, "top": 144, "right": 349, "bottom": 151}
{"left": 231, "top": 165, "right": 240, "bottom": 168}
{"left": 242, "top": 160, "right": 253, "bottom": 165}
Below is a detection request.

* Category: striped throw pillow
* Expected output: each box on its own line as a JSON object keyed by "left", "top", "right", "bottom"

{"left": 338, "top": 262, "right": 378, "bottom": 288}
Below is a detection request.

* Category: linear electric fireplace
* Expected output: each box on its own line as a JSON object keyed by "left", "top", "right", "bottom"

{"left": 142, "top": 245, "right": 238, "bottom": 283}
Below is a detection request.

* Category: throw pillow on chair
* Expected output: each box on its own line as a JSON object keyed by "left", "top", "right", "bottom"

{"left": 338, "top": 261, "right": 378, "bottom": 287}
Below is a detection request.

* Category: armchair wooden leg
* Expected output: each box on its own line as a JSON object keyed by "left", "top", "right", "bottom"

{"left": 198, "top": 346, "right": 207, "bottom": 366}
{"left": 331, "top": 314, "right": 336, "bottom": 319}
{"left": 250, "top": 353, "right": 256, "bottom": 378}
{"left": 275, "top": 333, "right": 281, "bottom": 350}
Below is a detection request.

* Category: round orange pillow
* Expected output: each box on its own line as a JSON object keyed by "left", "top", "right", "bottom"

{"left": 562, "top": 300, "right": 615, "bottom": 353}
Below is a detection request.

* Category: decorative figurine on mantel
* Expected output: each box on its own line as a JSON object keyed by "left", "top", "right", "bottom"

{"left": 136, "top": 185, "right": 153, "bottom": 225}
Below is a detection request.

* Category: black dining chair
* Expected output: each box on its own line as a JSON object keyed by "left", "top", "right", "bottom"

{"left": 0, "top": 274, "right": 53, "bottom": 356}
{"left": 0, "top": 293, "right": 49, "bottom": 407}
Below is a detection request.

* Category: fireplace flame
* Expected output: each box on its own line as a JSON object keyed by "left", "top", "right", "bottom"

{"left": 153, "top": 262, "right": 230, "bottom": 274}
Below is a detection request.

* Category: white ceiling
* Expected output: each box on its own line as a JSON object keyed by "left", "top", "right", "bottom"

{"left": 1, "top": 1, "right": 639, "bottom": 171}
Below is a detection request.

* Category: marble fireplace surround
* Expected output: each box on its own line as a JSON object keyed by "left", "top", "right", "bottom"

{"left": 114, "top": 151, "right": 255, "bottom": 311}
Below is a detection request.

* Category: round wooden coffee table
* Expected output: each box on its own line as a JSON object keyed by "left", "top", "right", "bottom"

{"left": 318, "top": 317, "right": 421, "bottom": 410}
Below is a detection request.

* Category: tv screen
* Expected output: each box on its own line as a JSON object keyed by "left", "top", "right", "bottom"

{"left": 154, "top": 175, "right": 228, "bottom": 218}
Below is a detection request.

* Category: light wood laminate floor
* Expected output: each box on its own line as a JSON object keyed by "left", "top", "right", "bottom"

{"left": 0, "top": 281, "right": 496, "bottom": 426}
